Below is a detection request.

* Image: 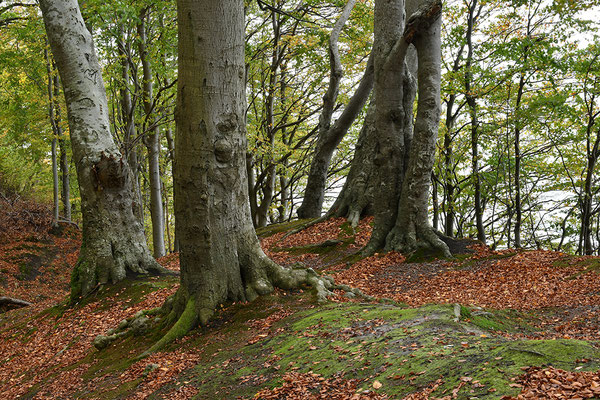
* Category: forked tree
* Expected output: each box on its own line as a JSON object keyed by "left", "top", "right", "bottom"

{"left": 39, "top": 0, "right": 168, "bottom": 300}
{"left": 329, "top": 0, "right": 450, "bottom": 257}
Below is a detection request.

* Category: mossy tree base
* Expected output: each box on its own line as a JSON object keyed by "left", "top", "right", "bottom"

{"left": 143, "top": 246, "right": 370, "bottom": 355}
{"left": 71, "top": 236, "right": 170, "bottom": 302}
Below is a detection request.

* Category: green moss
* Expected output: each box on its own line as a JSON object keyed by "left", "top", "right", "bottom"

{"left": 86, "top": 377, "right": 143, "bottom": 399}
{"left": 255, "top": 219, "right": 312, "bottom": 238}
{"left": 16, "top": 262, "right": 31, "bottom": 281}
{"left": 338, "top": 221, "right": 355, "bottom": 238}
{"left": 405, "top": 245, "right": 451, "bottom": 263}
{"left": 144, "top": 296, "right": 198, "bottom": 355}
{"left": 69, "top": 259, "right": 83, "bottom": 302}
{"left": 8, "top": 262, "right": 600, "bottom": 400}
{"left": 271, "top": 242, "right": 341, "bottom": 256}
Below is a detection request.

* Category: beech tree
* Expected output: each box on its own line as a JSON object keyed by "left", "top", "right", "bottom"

{"left": 328, "top": 0, "right": 449, "bottom": 256}
{"left": 39, "top": 0, "right": 168, "bottom": 300}
{"left": 151, "top": 0, "right": 345, "bottom": 349}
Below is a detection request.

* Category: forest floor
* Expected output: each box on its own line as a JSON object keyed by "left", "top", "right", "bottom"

{"left": 2, "top": 196, "right": 600, "bottom": 399}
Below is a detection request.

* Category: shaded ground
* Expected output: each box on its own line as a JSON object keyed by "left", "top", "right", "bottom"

{"left": 1, "top": 207, "right": 600, "bottom": 399}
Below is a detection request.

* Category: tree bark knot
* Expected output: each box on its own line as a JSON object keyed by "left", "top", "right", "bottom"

{"left": 404, "top": 0, "right": 442, "bottom": 44}
{"left": 92, "top": 152, "right": 127, "bottom": 190}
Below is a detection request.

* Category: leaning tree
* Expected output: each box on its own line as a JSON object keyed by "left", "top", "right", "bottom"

{"left": 39, "top": 0, "right": 168, "bottom": 300}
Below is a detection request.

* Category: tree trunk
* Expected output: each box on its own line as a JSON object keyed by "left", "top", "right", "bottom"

{"left": 51, "top": 137, "right": 59, "bottom": 223}
{"left": 442, "top": 38, "right": 464, "bottom": 237}
{"left": 138, "top": 8, "right": 166, "bottom": 258}
{"left": 59, "top": 138, "right": 71, "bottom": 221}
{"left": 297, "top": 0, "right": 375, "bottom": 219}
{"left": 431, "top": 171, "right": 439, "bottom": 231}
{"left": 45, "top": 48, "right": 60, "bottom": 225}
{"left": 364, "top": 0, "right": 408, "bottom": 253}
{"left": 117, "top": 25, "right": 143, "bottom": 224}
{"left": 327, "top": 98, "right": 374, "bottom": 222}
{"left": 464, "top": 0, "right": 485, "bottom": 243}
{"left": 50, "top": 72, "right": 72, "bottom": 222}
{"left": 40, "top": 0, "right": 168, "bottom": 300}
{"left": 383, "top": 2, "right": 449, "bottom": 256}
{"left": 353, "top": 0, "right": 449, "bottom": 258}
{"left": 582, "top": 123, "right": 600, "bottom": 255}
{"left": 159, "top": 0, "right": 338, "bottom": 350}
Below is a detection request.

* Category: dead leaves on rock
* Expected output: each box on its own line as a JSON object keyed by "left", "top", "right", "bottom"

{"left": 253, "top": 371, "right": 388, "bottom": 399}
{"left": 503, "top": 366, "right": 600, "bottom": 399}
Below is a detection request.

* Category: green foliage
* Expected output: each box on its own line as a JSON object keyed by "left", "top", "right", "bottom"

{"left": 435, "top": 0, "right": 600, "bottom": 252}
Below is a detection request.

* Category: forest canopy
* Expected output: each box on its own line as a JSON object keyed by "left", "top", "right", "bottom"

{"left": 1, "top": 0, "right": 600, "bottom": 255}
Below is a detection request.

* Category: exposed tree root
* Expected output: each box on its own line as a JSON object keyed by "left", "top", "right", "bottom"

{"left": 126, "top": 257, "right": 373, "bottom": 357}
{"left": 92, "top": 308, "right": 161, "bottom": 350}
{"left": 141, "top": 298, "right": 197, "bottom": 357}
{"left": 385, "top": 223, "right": 452, "bottom": 259}
{"left": 71, "top": 241, "right": 173, "bottom": 303}
{"left": 0, "top": 296, "right": 32, "bottom": 311}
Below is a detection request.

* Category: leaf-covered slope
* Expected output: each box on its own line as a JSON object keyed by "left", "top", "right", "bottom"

{"left": 1, "top": 215, "right": 600, "bottom": 399}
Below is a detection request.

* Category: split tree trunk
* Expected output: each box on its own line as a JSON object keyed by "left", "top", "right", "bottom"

{"left": 384, "top": 7, "right": 449, "bottom": 256}
{"left": 39, "top": 0, "right": 168, "bottom": 300}
{"left": 331, "top": 0, "right": 449, "bottom": 257}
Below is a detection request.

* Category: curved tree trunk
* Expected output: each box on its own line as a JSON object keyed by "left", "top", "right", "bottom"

{"left": 39, "top": 0, "right": 168, "bottom": 300}
{"left": 331, "top": 0, "right": 448, "bottom": 257}
{"left": 297, "top": 0, "right": 375, "bottom": 219}
{"left": 164, "top": 0, "right": 338, "bottom": 343}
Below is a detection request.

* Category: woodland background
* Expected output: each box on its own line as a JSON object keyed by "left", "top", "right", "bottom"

{"left": 2, "top": 0, "right": 600, "bottom": 255}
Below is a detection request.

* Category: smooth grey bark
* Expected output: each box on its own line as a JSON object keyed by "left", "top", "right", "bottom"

{"left": 39, "top": 0, "right": 168, "bottom": 300}
{"left": 51, "top": 137, "right": 59, "bottom": 223}
{"left": 385, "top": 7, "right": 450, "bottom": 257}
{"left": 45, "top": 48, "right": 60, "bottom": 224}
{"left": 117, "top": 25, "right": 143, "bottom": 224}
{"left": 163, "top": 0, "right": 339, "bottom": 340}
{"left": 297, "top": 0, "right": 376, "bottom": 219}
{"left": 138, "top": 8, "right": 166, "bottom": 258}
{"left": 51, "top": 70, "right": 72, "bottom": 222}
